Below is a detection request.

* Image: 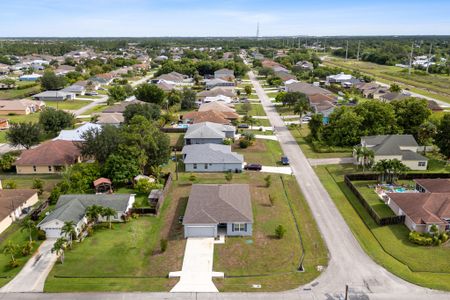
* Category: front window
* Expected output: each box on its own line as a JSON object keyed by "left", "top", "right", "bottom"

{"left": 33, "top": 165, "right": 36, "bottom": 172}
{"left": 193, "top": 163, "right": 197, "bottom": 169}
{"left": 48, "top": 166, "right": 52, "bottom": 172}
{"left": 232, "top": 223, "right": 246, "bottom": 232}
{"left": 204, "top": 164, "right": 208, "bottom": 169}
{"left": 418, "top": 161, "right": 426, "bottom": 167}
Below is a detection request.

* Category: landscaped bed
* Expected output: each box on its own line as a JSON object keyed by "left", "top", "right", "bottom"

{"left": 315, "top": 164, "right": 450, "bottom": 291}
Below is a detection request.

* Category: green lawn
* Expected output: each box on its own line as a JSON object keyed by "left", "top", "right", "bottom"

{"left": 168, "top": 133, "right": 184, "bottom": 149}
{"left": 45, "top": 100, "right": 92, "bottom": 111}
{"left": 235, "top": 103, "right": 266, "bottom": 116}
{"left": 266, "top": 92, "right": 279, "bottom": 98}
{"left": 82, "top": 104, "right": 108, "bottom": 116}
{"left": 0, "top": 173, "right": 62, "bottom": 200}
{"left": 0, "top": 85, "right": 41, "bottom": 100}
{"left": 0, "top": 131, "right": 6, "bottom": 143}
{"left": 0, "top": 113, "right": 40, "bottom": 124}
{"left": 289, "top": 126, "right": 353, "bottom": 159}
{"left": 315, "top": 164, "right": 450, "bottom": 291}
{"left": 233, "top": 139, "right": 284, "bottom": 166}
{"left": 351, "top": 180, "right": 395, "bottom": 218}
{"left": 275, "top": 105, "right": 295, "bottom": 115}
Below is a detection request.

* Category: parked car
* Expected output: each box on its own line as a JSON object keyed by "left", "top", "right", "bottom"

{"left": 302, "top": 116, "right": 312, "bottom": 122}
{"left": 244, "top": 163, "right": 262, "bottom": 171}
{"left": 281, "top": 156, "right": 289, "bottom": 165}
{"left": 85, "top": 91, "right": 98, "bottom": 96}
{"left": 238, "top": 123, "right": 249, "bottom": 129}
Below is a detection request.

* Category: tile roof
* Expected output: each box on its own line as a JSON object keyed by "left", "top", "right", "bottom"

{"left": 183, "top": 184, "right": 253, "bottom": 224}
{"left": 14, "top": 140, "right": 81, "bottom": 166}
{"left": 183, "top": 111, "right": 232, "bottom": 125}
{"left": 0, "top": 189, "right": 37, "bottom": 220}
{"left": 415, "top": 179, "right": 450, "bottom": 193}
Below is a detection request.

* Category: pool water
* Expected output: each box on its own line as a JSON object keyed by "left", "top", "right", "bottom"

{"left": 394, "top": 188, "right": 407, "bottom": 193}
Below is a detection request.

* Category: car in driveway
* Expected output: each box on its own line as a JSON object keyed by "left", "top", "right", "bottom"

{"left": 244, "top": 163, "right": 262, "bottom": 171}
{"left": 85, "top": 91, "right": 98, "bottom": 96}
{"left": 238, "top": 123, "right": 249, "bottom": 129}
{"left": 281, "top": 156, "right": 289, "bottom": 165}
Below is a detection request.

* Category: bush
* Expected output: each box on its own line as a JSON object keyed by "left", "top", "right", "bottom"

{"left": 32, "top": 178, "right": 44, "bottom": 195}
{"left": 189, "top": 174, "right": 197, "bottom": 182}
{"left": 21, "top": 242, "right": 33, "bottom": 256}
{"left": 225, "top": 171, "right": 233, "bottom": 182}
{"left": 0, "top": 153, "right": 17, "bottom": 172}
{"left": 135, "top": 178, "right": 163, "bottom": 194}
{"left": 275, "top": 225, "right": 286, "bottom": 239}
{"left": 3, "top": 180, "right": 16, "bottom": 189}
{"left": 86, "top": 227, "right": 94, "bottom": 237}
{"left": 37, "top": 230, "right": 46, "bottom": 241}
{"left": 408, "top": 231, "right": 433, "bottom": 246}
{"left": 269, "top": 194, "right": 276, "bottom": 207}
{"left": 8, "top": 260, "right": 19, "bottom": 268}
{"left": 239, "top": 139, "right": 250, "bottom": 149}
{"left": 223, "top": 138, "right": 232, "bottom": 145}
{"left": 49, "top": 186, "right": 61, "bottom": 205}
{"left": 160, "top": 238, "right": 168, "bottom": 253}
{"left": 264, "top": 175, "right": 272, "bottom": 187}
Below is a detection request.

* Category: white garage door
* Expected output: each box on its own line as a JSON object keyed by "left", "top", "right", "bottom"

{"left": 44, "top": 228, "right": 62, "bottom": 238}
{"left": 185, "top": 225, "right": 216, "bottom": 237}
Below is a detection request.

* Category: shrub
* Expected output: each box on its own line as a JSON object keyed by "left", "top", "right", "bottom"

{"left": 3, "top": 180, "right": 16, "bottom": 189}
{"left": 0, "top": 153, "right": 17, "bottom": 172}
{"left": 408, "top": 231, "right": 433, "bottom": 246}
{"left": 8, "top": 260, "right": 19, "bottom": 268}
{"left": 264, "top": 175, "right": 272, "bottom": 187}
{"left": 275, "top": 225, "right": 286, "bottom": 239}
{"left": 36, "top": 230, "right": 46, "bottom": 241}
{"left": 21, "top": 242, "right": 33, "bottom": 256}
{"left": 86, "top": 227, "right": 94, "bottom": 237}
{"left": 269, "top": 194, "right": 276, "bottom": 207}
{"left": 32, "top": 178, "right": 44, "bottom": 195}
{"left": 135, "top": 178, "right": 163, "bottom": 194}
{"left": 49, "top": 186, "right": 61, "bottom": 205}
{"left": 160, "top": 238, "right": 168, "bottom": 253}
{"left": 223, "top": 138, "right": 232, "bottom": 145}
{"left": 225, "top": 171, "right": 233, "bottom": 182}
{"left": 239, "top": 139, "right": 250, "bottom": 149}
{"left": 189, "top": 173, "right": 197, "bottom": 183}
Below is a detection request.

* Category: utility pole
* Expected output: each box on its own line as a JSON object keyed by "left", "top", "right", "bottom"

{"left": 298, "top": 37, "right": 300, "bottom": 49}
{"left": 356, "top": 41, "right": 361, "bottom": 61}
{"left": 426, "top": 43, "right": 433, "bottom": 74}
{"left": 345, "top": 40, "right": 349, "bottom": 60}
{"left": 408, "top": 42, "right": 414, "bottom": 76}
{"left": 344, "top": 284, "right": 349, "bottom": 300}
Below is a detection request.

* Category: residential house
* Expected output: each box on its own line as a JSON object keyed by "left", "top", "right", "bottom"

{"left": 214, "top": 68, "right": 235, "bottom": 81}
{"left": 0, "top": 99, "right": 45, "bottom": 115}
{"left": 380, "top": 92, "right": 409, "bottom": 102}
{"left": 183, "top": 110, "right": 232, "bottom": 125}
{"left": 55, "top": 123, "right": 102, "bottom": 142}
{"left": 90, "top": 73, "right": 115, "bottom": 85}
{"left": 102, "top": 100, "right": 146, "bottom": 113}
{"left": 74, "top": 80, "right": 101, "bottom": 91}
{"left": 198, "top": 101, "right": 239, "bottom": 120}
{"left": 386, "top": 179, "right": 450, "bottom": 233}
{"left": 184, "top": 122, "right": 235, "bottom": 145}
{"left": 326, "top": 73, "right": 361, "bottom": 88}
{"left": 357, "top": 135, "right": 428, "bottom": 170}
{"left": 154, "top": 72, "right": 192, "bottom": 86}
{"left": 274, "top": 71, "right": 297, "bottom": 82}
{"left": 19, "top": 74, "right": 42, "bottom": 81}
{"left": 355, "top": 82, "right": 388, "bottom": 99}
{"left": 156, "top": 81, "right": 176, "bottom": 92}
{"left": 38, "top": 194, "right": 135, "bottom": 238}
{"left": 426, "top": 100, "right": 443, "bottom": 112}
{"left": 33, "top": 91, "right": 76, "bottom": 101}
{"left": 62, "top": 84, "right": 86, "bottom": 96}
{"left": 0, "top": 185, "right": 39, "bottom": 234}
{"left": 308, "top": 94, "right": 337, "bottom": 124}
{"left": 294, "top": 61, "right": 314, "bottom": 71}
{"left": 183, "top": 184, "right": 253, "bottom": 238}
{"left": 205, "top": 78, "right": 235, "bottom": 90}
{"left": 285, "top": 81, "right": 333, "bottom": 96}
{"left": 94, "top": 113, "right": 124, "bottom": 126}
{"left": 0, "top": 119, "right": 9, "bottom": 130}
{"left": 182, "top": 144, "right": 243, "bottom": 173}
{"left": 55, "top": 65, "right": 76, "bottom": 75}
{"left": 14, "top": 140, "right": 82, "bottom": 174}
{"left": 197, "top": 87, "right": 236, "bottom": 101}
{"left": 203, "top": 95, "right": 233, "bottom": 104}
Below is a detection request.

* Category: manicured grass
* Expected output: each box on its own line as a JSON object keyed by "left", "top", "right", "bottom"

{"left": 235, "top": 103, "right": 266, "bottom": 116}
{"left": 266, "top": 92, "right": 279, "bottom": 98}
{"left": 351, "top": 180, "right": 395, "bottom": 218}
{"left": 0, "top": 85, "right": 41, "bottom": 100}
{"left": 0, "top": 223, "right": 44, "bottom": 287}
{"left": 275, "top": 105, "right": 295, "bottom": 115}
{"left": 83, "top": 104, "right": 108, "bottom": 116}
{"left": 0, "top": 131, "right": 6, "bottom": 143}
{"left": 168, "top": 133, "right": 184, "bottom": 149}
{"left": 45, "top": 100, "right": 92, "bottom": 111}
{"left": 0, "top": 173, "right": 62, "bottom": 200}
{"left": 115, "top": 188, "right": 149, "bottom": 208}
{"left": 289, "top": 126, "right": 352, "bottom": 159}
{"left": 315, "top": 164, "right": 450, "bottom": 291}
{"left": 0, "top": 113, "right": 40, "bottom": 124}
{"left": 233, "top": 139, "right": 284, "bottom": 166}
{"left": 247, "top": 94, "right": 259, "bottom": 99}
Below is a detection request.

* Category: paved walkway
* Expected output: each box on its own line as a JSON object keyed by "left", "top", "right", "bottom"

{"left": 169, "top": 238, "right": 222, "bottom": 293}
{"left": 260, "top": 166, "right": 292, "bottom": 175}
{"left": 0, "top": 239, "right": 57, "bottom": 293}
{"left": 254, "top": 134, "right": 278, "bottom": 141}
{"left": 308, "top": 157, "right": 354, "bottom": 166}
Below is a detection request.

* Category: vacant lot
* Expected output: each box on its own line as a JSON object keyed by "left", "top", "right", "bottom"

{"left": 315, "top": 164, "right": 450, "bottom": 291}
{"left": 235, "top": 103, "right": 266, "bottom": 116}
{"left": 233, "top": 139, "right": 283, "bottom": 166}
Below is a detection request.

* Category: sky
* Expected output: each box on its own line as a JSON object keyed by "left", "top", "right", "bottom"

{"left": 0, "top": 0, "right": 449, "bottom": 37}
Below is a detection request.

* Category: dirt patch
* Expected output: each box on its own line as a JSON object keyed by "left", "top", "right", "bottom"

{"left": 232, "top": 139, "right": 267, "bottom": 152}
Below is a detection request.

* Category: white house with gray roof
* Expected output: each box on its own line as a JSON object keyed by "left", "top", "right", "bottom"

{"left": 32, "top": 91, "right": 75, "bottom": 101}
{"left": 183, "top": 184, "right": 253, "bottom": 238}
{"left": 38, "top": 194, "right": 135, "bottom": 238}
{"left": 182, "top": 144, "right": 243, "bottom": 173}
{"left": 184, "top": 122, "right": 235, "bottom": 145}
{"left": 356, "top": 135, "right": 428, "bottom": 170}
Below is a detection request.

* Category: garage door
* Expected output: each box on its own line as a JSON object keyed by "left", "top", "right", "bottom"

{"left": 44, "top": 228, "right": 62, "bottom": 238}
{"left": 185, "top": 225, "right": 216, "bottom": 237}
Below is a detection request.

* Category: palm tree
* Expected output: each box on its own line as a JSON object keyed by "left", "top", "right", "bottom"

{"left": 373, "top": 159, "right": 390, "bottom": 183}
{"left": 293, "top": 99, "right": 310, "bottom": 127}
{"left": 85, "top": 205, "right": 103, "bottom": 224}
{"left": 51, "top": 238, "right": 67, "bottom": 264}
{"left": 150, "top": 165, "right": 163, "bottom": 183}
{"left": 101, "top": 207, "right": 116, "bottom": 229}
{"left": 61, "top": 221, "right": 77, "bottom": 248}
{"left": 20, "top": 219, "right": 36, "bottom": 243}
{"left": 354, "top": 146, "right": 363, "bottom": 170}
{"left": 3, "top": 242, "right": 19, "bottom": 266}
{"left": 361, "top": 147, "right": 375, "bottom": 173}
{"left": 390, "top": 159, "right": 410, "bottom": 183}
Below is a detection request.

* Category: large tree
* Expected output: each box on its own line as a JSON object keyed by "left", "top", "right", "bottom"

{"left": 6, "top": 122, "right": 42, "bottom": 149}
{"left": 102, "top": 149, "right": 142, "bottom": 185}
{"left": 134, "top": 83, "right": 165, "bottom": 105}
{"left": 391, "top": 98, "right": 431, "bottom": 136}
{"left": 180, "top": 88, "right": 196, "bottom": 110}
{"left": 39, "top": 108, "right": 75, "bottom": 135}
{"left": 309, "top": 114, "right": 324, "bottom": 141}
{"left": 353, "top": 101, "right": 397, "bottom": 136}
{"left": 281, "top": 92, "right": 307, "bottom": 108}
{"left": 123, "top": 103, "right": 161, "bottom": 124}
{"left": 107, "top": 85, "right": 128, "bottom": 104}
{"left": 40, "top": 70, "right": 67, "bottom": 90}
{"left": 79, "top": 125, "right": 122, "bottom": 164}
{"left": 293, "top": 98, "right": 310, "bottom": 126}
{"left": 435, "top": 114, "right": 450, "bottom": 159}
{"left": 324, "top": 107, "right": 363, "bottom": 147}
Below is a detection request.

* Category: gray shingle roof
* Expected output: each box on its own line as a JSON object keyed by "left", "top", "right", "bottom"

{"left": 361, "top": 134, "right": 427, "bottom": 162}
{"left": 183, "top": 184, "right": 253, "bottom": 225}
{"left": 184, "top": 122, "right": 234, "bottom": 139}
{"left": 182, "top": 144, "right": 243, "bottom": 164}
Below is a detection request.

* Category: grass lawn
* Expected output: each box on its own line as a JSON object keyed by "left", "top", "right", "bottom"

{"left": 275, "top": 105, "right": 295, "bottom": 115}
{"left": 0, "top": 173, "right": 62, "bottom": 200}
{"left": 0, "top": 85, "right": 41, "bottom": 100}
{"left": 45, "top": 100, "right": 92, "bottom": 111}
{"left": 0, "top": 131, "right": 6, "bottom": 143}
{"left": 168, "top": 133, "right": 184, "bottom": 149}
{"left": 235, "top": 103, "right": 266, "bottom": 116}
{"left": 266, "top": 92, "right": 279, "bottom": 98}
{"left": 289, "top": 126, "right": 353, "bottom": 159}
{"left": 315, "top": 164, "right": 450, "bottom": 291}
{"left": 351, "top": 180, "right": 395, "bottom": 218}
{"left": 82, "top": 104, "right": 108, "bottom": 116}
{"left": 247, "top": 94, "right": 259, "bottom": 99}
{"left": 233, "top": 139, "right": 284, "bottom": 166}
{"left": 0, "top": 113, "right": 40, "bottom": 124}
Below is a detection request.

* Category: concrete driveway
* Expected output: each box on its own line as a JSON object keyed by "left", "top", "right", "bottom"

{"left": 1, "top": 239, "right": 57, "bottom": 293}
{"left": 254, "top": 134, "right": 278, "bottom": 141}
{"left": 260, "top": 166, "right": 292, "bottom": 175}
{"left": 169, "top": 237, "right": 222, "bottom": 293}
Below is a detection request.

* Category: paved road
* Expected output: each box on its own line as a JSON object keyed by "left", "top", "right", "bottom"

{"left": 0, "top": 240, "right": 57, "bottom": 293}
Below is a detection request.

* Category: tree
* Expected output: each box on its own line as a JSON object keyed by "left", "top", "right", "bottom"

{"left": 51, "top": 237, "right": 67, "bottom": 264}
{"left": 435, "top": 114, "right": 450, "bottom": 160}
{"left": 61, "top": 221, "right": 77, "bottom": 247}
{"left": 417, "top": 121, "right": 437, "bottom": 147}
{"left": 85, "top": 205, "right": 103, "bottom": 224}
{"left": 244, "top": 85, "right": 252, "bottom": 96}
{"left": 354, "top": 146, "right": 374, "bottom": 172}
{"left": 39, "top": 108, "right": 75, "bottom": 135}
{"left": 32, "top": 178, "right": 44, "bottom": 195}
{"left": 103, "top": 150, "right": 142, "bottom": 185}
{"left": 372, "top": 159, "right": 409, "bottom": 184}
{"left": 391, "top": 98, "right": 431, "bottom": 136}
{"left": 49, "top": 186, "right": 61, "bottom": 205}
{"left": 79, "top": 125, "right": 122, "bottom": 164}
{"left": 389, "top": 83, "right": 402, "bottom": 93}
{"left": 167, "top": 90, "right": 181, "bottom": 107}
{"left": 60, "top": 162, "right": 101, "bottom": 193}
{"left": 0, "top": 153, "right": 17, "bottom": 172}
{"left": 264, "top": 175, "right": 272, "bottom": 187}
{"left": 282, "top": 92, "right": 307, "bottom": 108}
{"left": 3, "top": 242, "right": 20, "bottom": 268}
{"left": 107, "top": 85, "right": 128, "bottom": 104}
{"left": 353, "top": 101, "right": 397, "bottom": 136}
{"left": 134, "top": 83, "right": 165, "bottom": 105}
{"left": 101, "top": 207, "right": 116, "bottom": 229}
{"left": 225, "top": 171, "right": 233, "bottom": 182}
{"left": 293, "top": 98, "right": 310, "bottom": 126}
{"left": 40, "top": 70, "right": 67, "bottom": 90}
{"left": 180, "top": 88, "right": 196, "bottom": 110}
{"left": 309, "top": 114, "right": 324, "bottom": 141}
{"left": 275, "top": 225, "right": 286, "bottom": 239}
{"left": 20, "top": 219, "right": 36, "bottom": 243}
{"left": 123, "top": 103, "right": 161, "bottom": 123}
{"left": 6, "top": 122, "right": 42, "bottom": 149}
{"left": 323, "top": 107, "right": 363, "bottom": 147}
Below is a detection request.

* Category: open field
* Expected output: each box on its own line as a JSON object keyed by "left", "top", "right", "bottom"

{"left": 324, "top": 57, "right": 450, "bottom": 104}
{"left": 0, "top": 85, "right": 41, "bottom": 100}
{"left": 315, "top": 164, "right": 450, "bottom": 291}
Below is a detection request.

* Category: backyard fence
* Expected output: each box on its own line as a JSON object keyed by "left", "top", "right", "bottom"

{"left": 160, "top": 127, "right": 188, "bottom": 133}
{"left": 155, "top": 172, "right": 173, "bottom": 215}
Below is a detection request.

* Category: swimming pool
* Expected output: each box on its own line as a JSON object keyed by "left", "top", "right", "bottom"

{"left": 176, "top": 124, "right": 189, "bottom": 129}
{"left": 394, "top": 187, "right": 407, "bottom": 193}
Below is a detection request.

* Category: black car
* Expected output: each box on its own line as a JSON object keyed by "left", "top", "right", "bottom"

{"left": 244, "top": 163, "right": 262, "bottom": 171}
{"left": 281, "top": 156, "right": 289, "bottom": 165}
{"left": 238, "top": 123, "right": 249, "bottom": 129}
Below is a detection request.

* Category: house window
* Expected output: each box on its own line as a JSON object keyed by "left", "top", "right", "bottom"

{"left": 33, "top": 166, "right": 36, "bottom": 172}
{"left": 418, "top": 162, "right": 426, "bottom": 167}
{"left": 204, "top": 164, "right": 208, "bottom": 169}
{"left": 232, "top": 223, "right": 246, "bottom": 232}
{"left": 48, "top": 166, "right": 52, "bottom": 172}
{"left": 193, "top": 163, "right": 197, "bottom": 169}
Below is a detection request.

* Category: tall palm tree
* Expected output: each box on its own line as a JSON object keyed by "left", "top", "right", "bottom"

{"left": 101, "top": 207, "right": 116, "bottom": 229}
{"left": 3, "top": 242, "right": 19, "bottom": 266}
{"left": 20, "top": 219, "right": 36, "bottom": 243}
{"left": 61, "top": 221, "right": 77, "bottom": 248}
{"left": 353, "top": 146, "right": 363, "bottom": 170}
{"left": 361, "top": 147, "right": 375, "bottom": 173}
{"left": 390, "top": 159, "right": 410, "bottom": 183}
{"left": 85, "top": 205, "right": 103, "bottom": 224}
{"left": 293, "top": 99, "right": 310, "bottom": 127}
{"left": 51, "top": 238, "right": 67, "bottom": 264}
{"left": 373, "top": 159, "right": 390, "bottom": 183}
